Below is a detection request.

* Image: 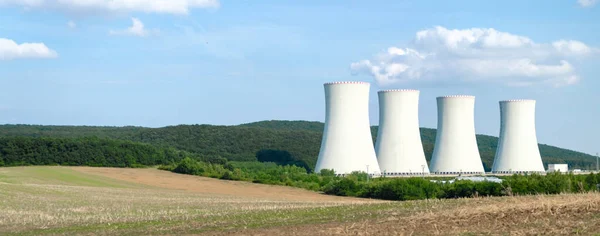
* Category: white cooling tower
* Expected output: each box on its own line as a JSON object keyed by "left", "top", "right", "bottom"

{"left": 375, "top": 90, "right": 429, "bottom": 176}
{"left": 315, "top": 81, "right": 381, "bottom": 175}
{"left": 492, "top": 100, "right": 545, "bottom": 173}
{"left": 429, "top": 96, "right": 485, "bottom": 175}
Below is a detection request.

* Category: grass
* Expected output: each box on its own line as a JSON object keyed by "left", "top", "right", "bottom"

{"left": 0, "top": 166, "right": 137, "bottom": 188}
{"left": 1, "top": 166, "right": 600, "bottom": 235}
{"left": 0, "top": 166, "right": 384, "bottom": 235}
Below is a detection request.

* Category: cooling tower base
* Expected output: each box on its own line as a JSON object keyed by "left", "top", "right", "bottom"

{"left": 431, "top": 171, "right": 485, "bottom": 175}
{"left": 491, "top": 171, "right": 546, "bottom": 174}
{"left": 383, "top": 172, "right": 430, "bottom": 177}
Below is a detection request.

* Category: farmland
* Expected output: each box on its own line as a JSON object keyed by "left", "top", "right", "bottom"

{"left": 1, "top": 166, "right": 600, "bottom": 235}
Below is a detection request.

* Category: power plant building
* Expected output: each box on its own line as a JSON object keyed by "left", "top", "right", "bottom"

{"left": 429, "top": 96, "right": 485, "bottom": 174}
{"left": 375, "top": 89, "right": 429, "bottom": 176}
{"left": 315, "top": 81, "right": 381, "bottom": 175}
{"left": 492, "top": 100, "right": 545, "bottom": 173}
{"left": 547, "top": 164, "right": 568, "bottom": 173}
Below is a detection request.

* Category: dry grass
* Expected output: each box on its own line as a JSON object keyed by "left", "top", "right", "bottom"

{"left": 0, "top": 182, "right": 365, "bottom": 234}
{"left": 226, "top": 193, "right": 600, "bottom": 236}
{"left": 2, "top": 166, "right": 600, "bottom": 235}
{"left": 72, "top": 166, "right": 375, "bottom": 202}
{"left": 0, "top": 167, "right": 378, "bottom": 235}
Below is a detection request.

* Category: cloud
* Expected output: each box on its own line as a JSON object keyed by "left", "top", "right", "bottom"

{"left": 578, "top": 0, "right": 597, "bottom": 7}
{"left": 0, "top": 0, "right": 219, "bottom": 15}
{"left": 552, "top": 40, "right": 593, "bottom": 55}
{"left": 0, "top": 38, "right": 58, "bottom": 60}
{"left": 109, "top": 17, "right": 157, "bottom": 37}
{"left": 351, "top": 26, "right": 597, "bottom": 87}
{"left": 67, "top": 20, "right": 76, "bottom": 29}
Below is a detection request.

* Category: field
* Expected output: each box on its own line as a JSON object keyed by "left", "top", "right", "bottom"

{"left": 1, "top": 167, "right": 600, "bottom": 235}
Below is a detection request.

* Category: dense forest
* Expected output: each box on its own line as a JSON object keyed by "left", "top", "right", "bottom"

{"left": 0, "top": 137, "right": 228, "bottom": 167}
{"left": 0, "top": 120, "right": 596, "bottom": 171}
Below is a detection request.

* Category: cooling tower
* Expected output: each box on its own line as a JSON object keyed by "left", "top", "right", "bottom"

{"left": 375, "top": 90, "right": 429, "bottom": 176}
{"left": 491, "top": 100, "right": 545, "bottom": 173}
{"left": 429, "top": 96, "right": 485, "bottom": 174}
{"left": 315, "top": 81, "right": 381, "bottom": 175}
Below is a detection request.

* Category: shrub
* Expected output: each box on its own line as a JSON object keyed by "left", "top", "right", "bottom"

{"left": 164, "top": 159, "right": 600, "bottom": 202}
{"left": 173, "top": 157, "right": 204, "bottom": 175}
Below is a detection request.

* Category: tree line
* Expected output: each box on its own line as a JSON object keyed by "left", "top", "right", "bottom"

{"left": 0, "top": 136, "right": 226, "bottom": 168}
{"left": 162, "top": 157, "right": 600, "bottom": 201}
{"left": 0, "top": 120, "right": 597, "bottom": 171}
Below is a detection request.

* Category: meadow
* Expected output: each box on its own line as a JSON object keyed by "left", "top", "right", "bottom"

{"left": 1, "top": 166, "right": 600, "bottom": 235}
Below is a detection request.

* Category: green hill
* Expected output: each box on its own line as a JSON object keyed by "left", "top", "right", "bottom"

{"left": 242, "top": 120, "right": 597, "bottom": 171}
{"left": 239, "top": 120, "right": 324, "bottom": 132}
{"left": 0, "top": 120, "right": 596, "bottom": 171}
{"left": 0, "top": 136, "right": 213, "bottom": 168}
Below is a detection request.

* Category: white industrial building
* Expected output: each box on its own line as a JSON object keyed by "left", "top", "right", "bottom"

{"left": 314, "top": 81, "right": 381, "bottom": 175}
{"left": 492, "top": 100, "right": 545, "bottom": 174}
{"left": 547, "top": 164, "right": 568, "bottom": 173}
{"left": 429, "top": 95, "right": 485, "bottom": 175}
{"left": 375, "top": 89, "right": 429, "bottom": 176}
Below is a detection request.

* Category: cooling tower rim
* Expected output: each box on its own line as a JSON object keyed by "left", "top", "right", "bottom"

{"left": 324, "top": 81, "right": 370, "bottom": 85}
{"left": 500, "top": 99, "right": 536, "bottom": 103}
{"left": 378, "top": 89, "right": 419, "bottom": 93}
{"left": 437, "top": 95, "right": 475, "bottom": 99}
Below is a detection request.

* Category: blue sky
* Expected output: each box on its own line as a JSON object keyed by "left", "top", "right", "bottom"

{"left": 0, "top": 0, "right": 599, "bottom": 155}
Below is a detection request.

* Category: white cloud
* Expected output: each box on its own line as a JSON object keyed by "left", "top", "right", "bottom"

{"left": 414, "top": 27, "right": 534, "bottom": 50}
{"left": 0, "top": 38, "right": 58, "bottom": 60}
{"left": 351, "top": 26, "right": 597, "bottom": 87}
{"left": 67, "top": 20, "right": 76, "bottom": 29}
{"left": 578, "top": 0, "right": 597, "bottom": 7}
{"left": 110, "top": 17, "right": 156, "bottom": 37}
{"left": 0, "top": 0, "right": 219, "bottom": 15}
{"left": 552, "top": 40, "right": 593, "bottom": 55}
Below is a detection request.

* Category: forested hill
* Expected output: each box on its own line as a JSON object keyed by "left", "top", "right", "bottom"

{"left": 0, "top": 137, "right": 222, "bottom": 168}
{"left": 0, "top": 121, "right": 596, "bottom": 171}
{"left": 0, "top": 124, "right": 147, "bottom": 139}
{"left": 239, "top": 120, "right": 324, "bottom": 132}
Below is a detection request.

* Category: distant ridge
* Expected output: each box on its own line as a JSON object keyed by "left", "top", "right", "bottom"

{"left": 241, "top": 120, "right": 596, "bottom": 171}
{"left": 0, "top": 120, "right": 596, "bottom": 171}
{"left": 239, "top": 120, "right": 324, "bottom": 132}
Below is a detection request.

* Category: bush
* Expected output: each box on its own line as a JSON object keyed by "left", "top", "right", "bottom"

{"left": 322, "top": 178, "right": 363, "bottom": 196}
{"left": 173, "top": 157, "right": 205, "bottom": 175}
{"left": 163, "top": 159, "right": 600, "bottom": 202}
{"left": 319, "top": 169, "right": 336, "bottom": 177}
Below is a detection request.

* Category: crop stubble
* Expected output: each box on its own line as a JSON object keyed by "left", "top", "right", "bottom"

{"left": 1, "top": 167, "right": 600, "bottom": 235}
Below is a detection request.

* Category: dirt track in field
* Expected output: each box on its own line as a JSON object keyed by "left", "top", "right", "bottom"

{"left": 71, "top": 167, "right": 373, "bottom": 203}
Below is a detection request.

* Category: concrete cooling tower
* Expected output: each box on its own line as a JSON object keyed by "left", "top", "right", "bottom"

{"left": 375, "top": 90, "right": 429, "bottom": 176}
{"left": 429, "top": 96, "right": 485, "bottom": 175}
{"left": 491, "top": 100, "right": 545, "bottom": 173}
{"left": 315, "top": 81, "right": 381, "bottom": 175}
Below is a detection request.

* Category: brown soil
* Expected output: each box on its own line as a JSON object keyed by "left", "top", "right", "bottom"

{"left": 218, "top": 193, "right": 600, "bottom": 236}
{"left": 69, "top": 167, "right": 600, "bottom": 235}
{"left": 71, "top": 167, "right": 373, "bottom": 203}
